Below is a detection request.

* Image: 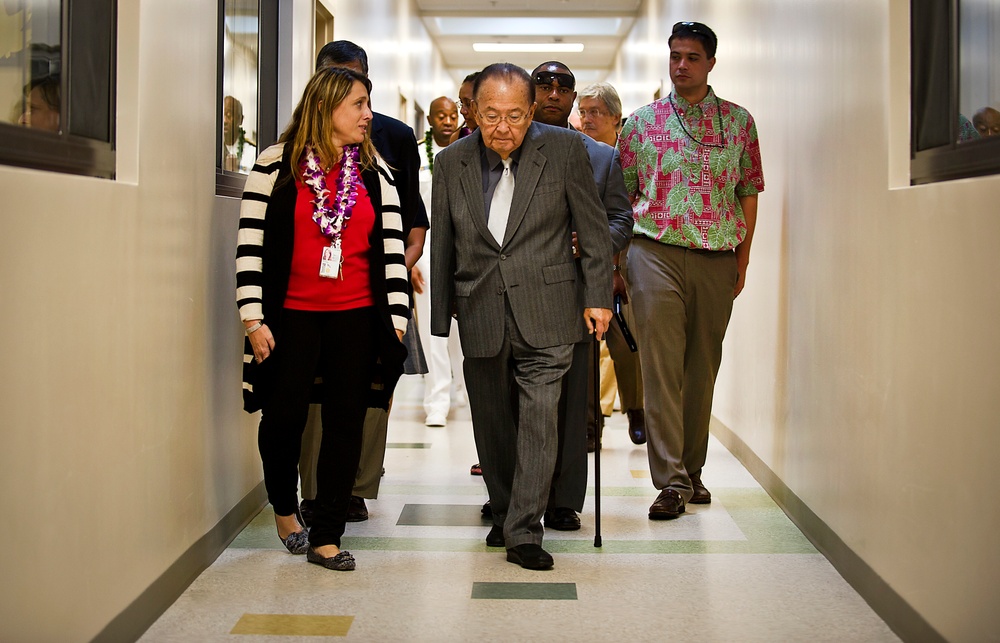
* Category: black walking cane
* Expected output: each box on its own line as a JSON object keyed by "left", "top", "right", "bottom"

{"left": 593, "top": 295, "right": 638, "bottom": 548}
{"left": 593, "top": 330, "right": 603, "bottom": 548}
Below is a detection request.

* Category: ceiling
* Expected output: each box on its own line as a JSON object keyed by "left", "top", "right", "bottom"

{"left": 416, "top": 0, "right": 642, "bottom": 84}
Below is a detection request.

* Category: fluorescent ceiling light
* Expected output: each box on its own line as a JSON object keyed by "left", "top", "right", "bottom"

{"left": 435, "top": 17, "right": 623, "bottom": 36}
{"left": 473, "top": 43, "right": 585, "bottom": 53}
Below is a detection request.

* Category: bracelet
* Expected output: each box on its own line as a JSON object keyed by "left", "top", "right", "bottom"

{"left": 612, "top": 264, "right": 621, "bottom": 272}
{"left": 245, "top": 321, "right": 264, "bottom": 335}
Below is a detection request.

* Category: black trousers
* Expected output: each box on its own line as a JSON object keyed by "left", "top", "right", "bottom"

{"left": 258, "top": 307, "right": 378, "bottom": 548}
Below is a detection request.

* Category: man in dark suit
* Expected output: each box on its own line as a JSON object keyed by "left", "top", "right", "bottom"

{"left": 530, "top": 62, "right": 632, "bottom": 531}
{"left": 431, "top": 63, "right": 613, "bottom": 570}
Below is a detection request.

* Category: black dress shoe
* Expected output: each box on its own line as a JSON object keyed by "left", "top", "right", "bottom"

{"left": 544, "top": 507, "right": 581, "bottom": 531}
{"left": 346, "top": 496, "right": 369, "bottom": 522}
{"left": 648, "top": 489, "right": 685, "bottom": 520}
{"left": 506, "top": 543, "right": 553, "bottom": 570}
{"left": 481, "top": 500, "right": 492, "bottom": 518}
{"left": 485, "top": 524, "right": 504, "bottom": 547}
{"left": 627, "top": 409, "right": 646, "bottom": 445}
{"left": 298, "top": 499, "right": 316, "bottom": 528}
{"left": 586, "top": 422, "right": 604, "bottom": 453}
{"left": 689, "top": 471, "right": 712, "bottom": 504}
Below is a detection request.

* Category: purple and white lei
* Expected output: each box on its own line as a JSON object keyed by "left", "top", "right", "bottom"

{"left": 300, "top": 144, "right": 361, "bottom": 247}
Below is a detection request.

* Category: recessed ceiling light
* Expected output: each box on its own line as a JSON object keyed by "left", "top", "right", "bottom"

{"left": 472, "top": 42, "right": 585, "bottom": 53}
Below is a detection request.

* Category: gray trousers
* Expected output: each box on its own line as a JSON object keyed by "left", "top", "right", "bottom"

{"left": 549, "top": 339, "right": 593, "bottom": 512}
{"left": 627, "top": 238, "right": 736, "bottom": 502}
{"left": 464, "top": 300, "right": 573, "bottom": 548}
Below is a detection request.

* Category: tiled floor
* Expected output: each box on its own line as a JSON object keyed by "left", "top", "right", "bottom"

{"left": 140, "top": 377, "right": 899, "bottom": 642}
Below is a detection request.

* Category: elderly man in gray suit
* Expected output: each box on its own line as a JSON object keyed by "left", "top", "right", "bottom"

{"left": 531, "top": 62, "right": 633, "bottom": 532}
{"left": 431, "top": 63, "right": 613, "bottom": 570}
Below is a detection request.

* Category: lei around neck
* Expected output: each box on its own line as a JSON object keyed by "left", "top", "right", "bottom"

{"left": 300, "top": 144, "right": 361, "bottom": 246}
{"left": 424, "top": 129, "right": 434, "bottom": 173}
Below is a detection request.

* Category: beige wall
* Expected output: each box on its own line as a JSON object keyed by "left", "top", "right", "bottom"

{"left": 611, "top": 1, "right": 1000, "bottom": 641}
{"left": 316, "top": 0, "right": 454, "bottom": 135}
{"left": 0, "top": 0, "right": 447, "bottom": 640}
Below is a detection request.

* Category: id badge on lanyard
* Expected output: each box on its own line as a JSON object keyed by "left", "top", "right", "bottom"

{"left": 319, "top": 244, "right": 343, "bottom": 279}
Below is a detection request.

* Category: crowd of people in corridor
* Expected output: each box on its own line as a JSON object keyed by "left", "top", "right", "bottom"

{"left": 235, "top": 21, "right": 765, "bottom": 572}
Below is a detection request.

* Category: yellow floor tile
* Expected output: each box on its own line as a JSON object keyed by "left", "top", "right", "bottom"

{"left": 230, "top": 614, "right": 353, "bottom": 636}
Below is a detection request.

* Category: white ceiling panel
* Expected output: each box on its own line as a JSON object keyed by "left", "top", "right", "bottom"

{"left": 415, "top": 0, "right": 640, "bottom": 82}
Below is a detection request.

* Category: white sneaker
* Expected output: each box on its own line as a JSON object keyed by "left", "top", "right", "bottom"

{"left": 425, "top": 414, "right": 447, "bottom": 427}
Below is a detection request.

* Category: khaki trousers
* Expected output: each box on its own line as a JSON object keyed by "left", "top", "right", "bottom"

{"left": 626, "top": 238, "right": 736, "bottom": 502}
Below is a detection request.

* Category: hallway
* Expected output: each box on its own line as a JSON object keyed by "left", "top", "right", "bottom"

{"left": 139, "top": 378, "right": 898, "bottom": 642}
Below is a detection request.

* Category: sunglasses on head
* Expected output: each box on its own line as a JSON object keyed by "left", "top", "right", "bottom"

{"left": 672, "top": 21, "right": 717, "bottom": 50}
{"left": 533, "top": 71, "right": 575, "bottom": 91}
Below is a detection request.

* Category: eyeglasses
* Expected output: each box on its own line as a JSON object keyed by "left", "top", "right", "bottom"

{"left": 578, "top": 108, "right": 610, "bottom": 119}
{"left": 457, "top": 97, "right": 474, "bottom": 109}
{"left": 477, "top": 110, "right": 528, "bottom": 127}
{"left": 672, "top": 21, "right": 717, "bottom": 50}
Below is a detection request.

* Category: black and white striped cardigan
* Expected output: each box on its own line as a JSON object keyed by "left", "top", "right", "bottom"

{"left": 236, "top": 142, "right": 410, "bottom": 413}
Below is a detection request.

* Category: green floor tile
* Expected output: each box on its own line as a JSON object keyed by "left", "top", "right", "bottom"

{"left": 471, "top": 582, "right": 577, "bottom": 600}
{"left": 397, "top": 503, "right": 490, "bottom": 526}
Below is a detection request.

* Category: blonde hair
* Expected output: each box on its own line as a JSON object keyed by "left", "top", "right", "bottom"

{"left": 280, "top": 66, "right": 378, "bottom": 183}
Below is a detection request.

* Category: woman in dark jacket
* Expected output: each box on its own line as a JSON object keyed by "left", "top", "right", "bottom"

{"left": 236, "top": 67, "right": 408, "bottom": 571}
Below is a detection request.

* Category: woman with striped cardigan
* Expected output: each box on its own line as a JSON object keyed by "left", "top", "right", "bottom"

{"left": 236, "top": 67, "right": 409, "bottom": 571}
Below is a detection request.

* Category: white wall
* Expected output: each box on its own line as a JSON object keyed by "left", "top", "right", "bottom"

{"left": 611, "top": 1, "right": 1000, "bottom": 641}
{"left": 0, "top": 0, "right": 449, "bottom": 640}
{"left": 312, "top": 0, "right": 454, "bottom": 136}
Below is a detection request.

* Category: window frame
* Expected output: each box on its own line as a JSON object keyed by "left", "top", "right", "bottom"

{"left": 216, "top": 0, "right": 279, "bottom": 198}
{"left": 0, "top": 0, "right": 117, "bottom": 179}
{"left": 911, "top": 0, "right": 1000, "bottom": 185}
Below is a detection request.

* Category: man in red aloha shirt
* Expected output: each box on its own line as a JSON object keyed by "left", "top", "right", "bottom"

{"left": 617, "top": 21, "right": 765, "bottom": 520}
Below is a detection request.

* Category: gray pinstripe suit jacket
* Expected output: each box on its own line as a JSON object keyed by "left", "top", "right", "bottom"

{"left": 430, "top": 121, "right": 613, "bottom": 358}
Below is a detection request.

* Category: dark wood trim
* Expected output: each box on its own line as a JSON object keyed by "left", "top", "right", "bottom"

{"left": 0, "top": 123, "right": 114, "bottom": 179}
{"left": 910, "top": 0, "right": 1000, "bottom": 184}
{"left": 710, "top": 419, "right": 948, "bottom": 643}
{"left": 90, "top": 481, "right": 266, "bottom": 643}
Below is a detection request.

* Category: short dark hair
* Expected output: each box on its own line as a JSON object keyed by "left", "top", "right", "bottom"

{"left": 669, "top": 21, "right": 718, "bottom": 59}
{"left": 315, "top": 40, "right": 369, "bottom": 75}
{"left": 463, "top": 71, "right": 481, "bottom": 85}
{"left": 472, "top": 63, "right": 533, "bottom": 104}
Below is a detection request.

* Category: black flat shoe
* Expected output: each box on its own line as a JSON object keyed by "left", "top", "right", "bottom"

{"left": 481, "top": 500, "right": 492, "bottom": 518}
{"left": 485, "top": 524, "right": 504, "bottom": 547}
{"left": 306, "top": 547, "right": 356, "bottom": 571}
{"left": 506, "top": 543, "right": 553, "bottom": 570}
{"left": 279, "top": 529, "right": 309, "bottom": 555}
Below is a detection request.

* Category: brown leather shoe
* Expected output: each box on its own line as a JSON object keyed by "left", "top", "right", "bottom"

{"left": 648, "top": 489, "right": 685, "bottom": 520}
{"left": 689, "top": 472, "right": 712, "bottom": 504}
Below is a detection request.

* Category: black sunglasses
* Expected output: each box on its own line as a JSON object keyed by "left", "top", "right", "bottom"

{"left": 672, "top": 21, "right": 717, "bottom": 49}
{"left": 533, "top": 71, "right": 575, "bottom": 91}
